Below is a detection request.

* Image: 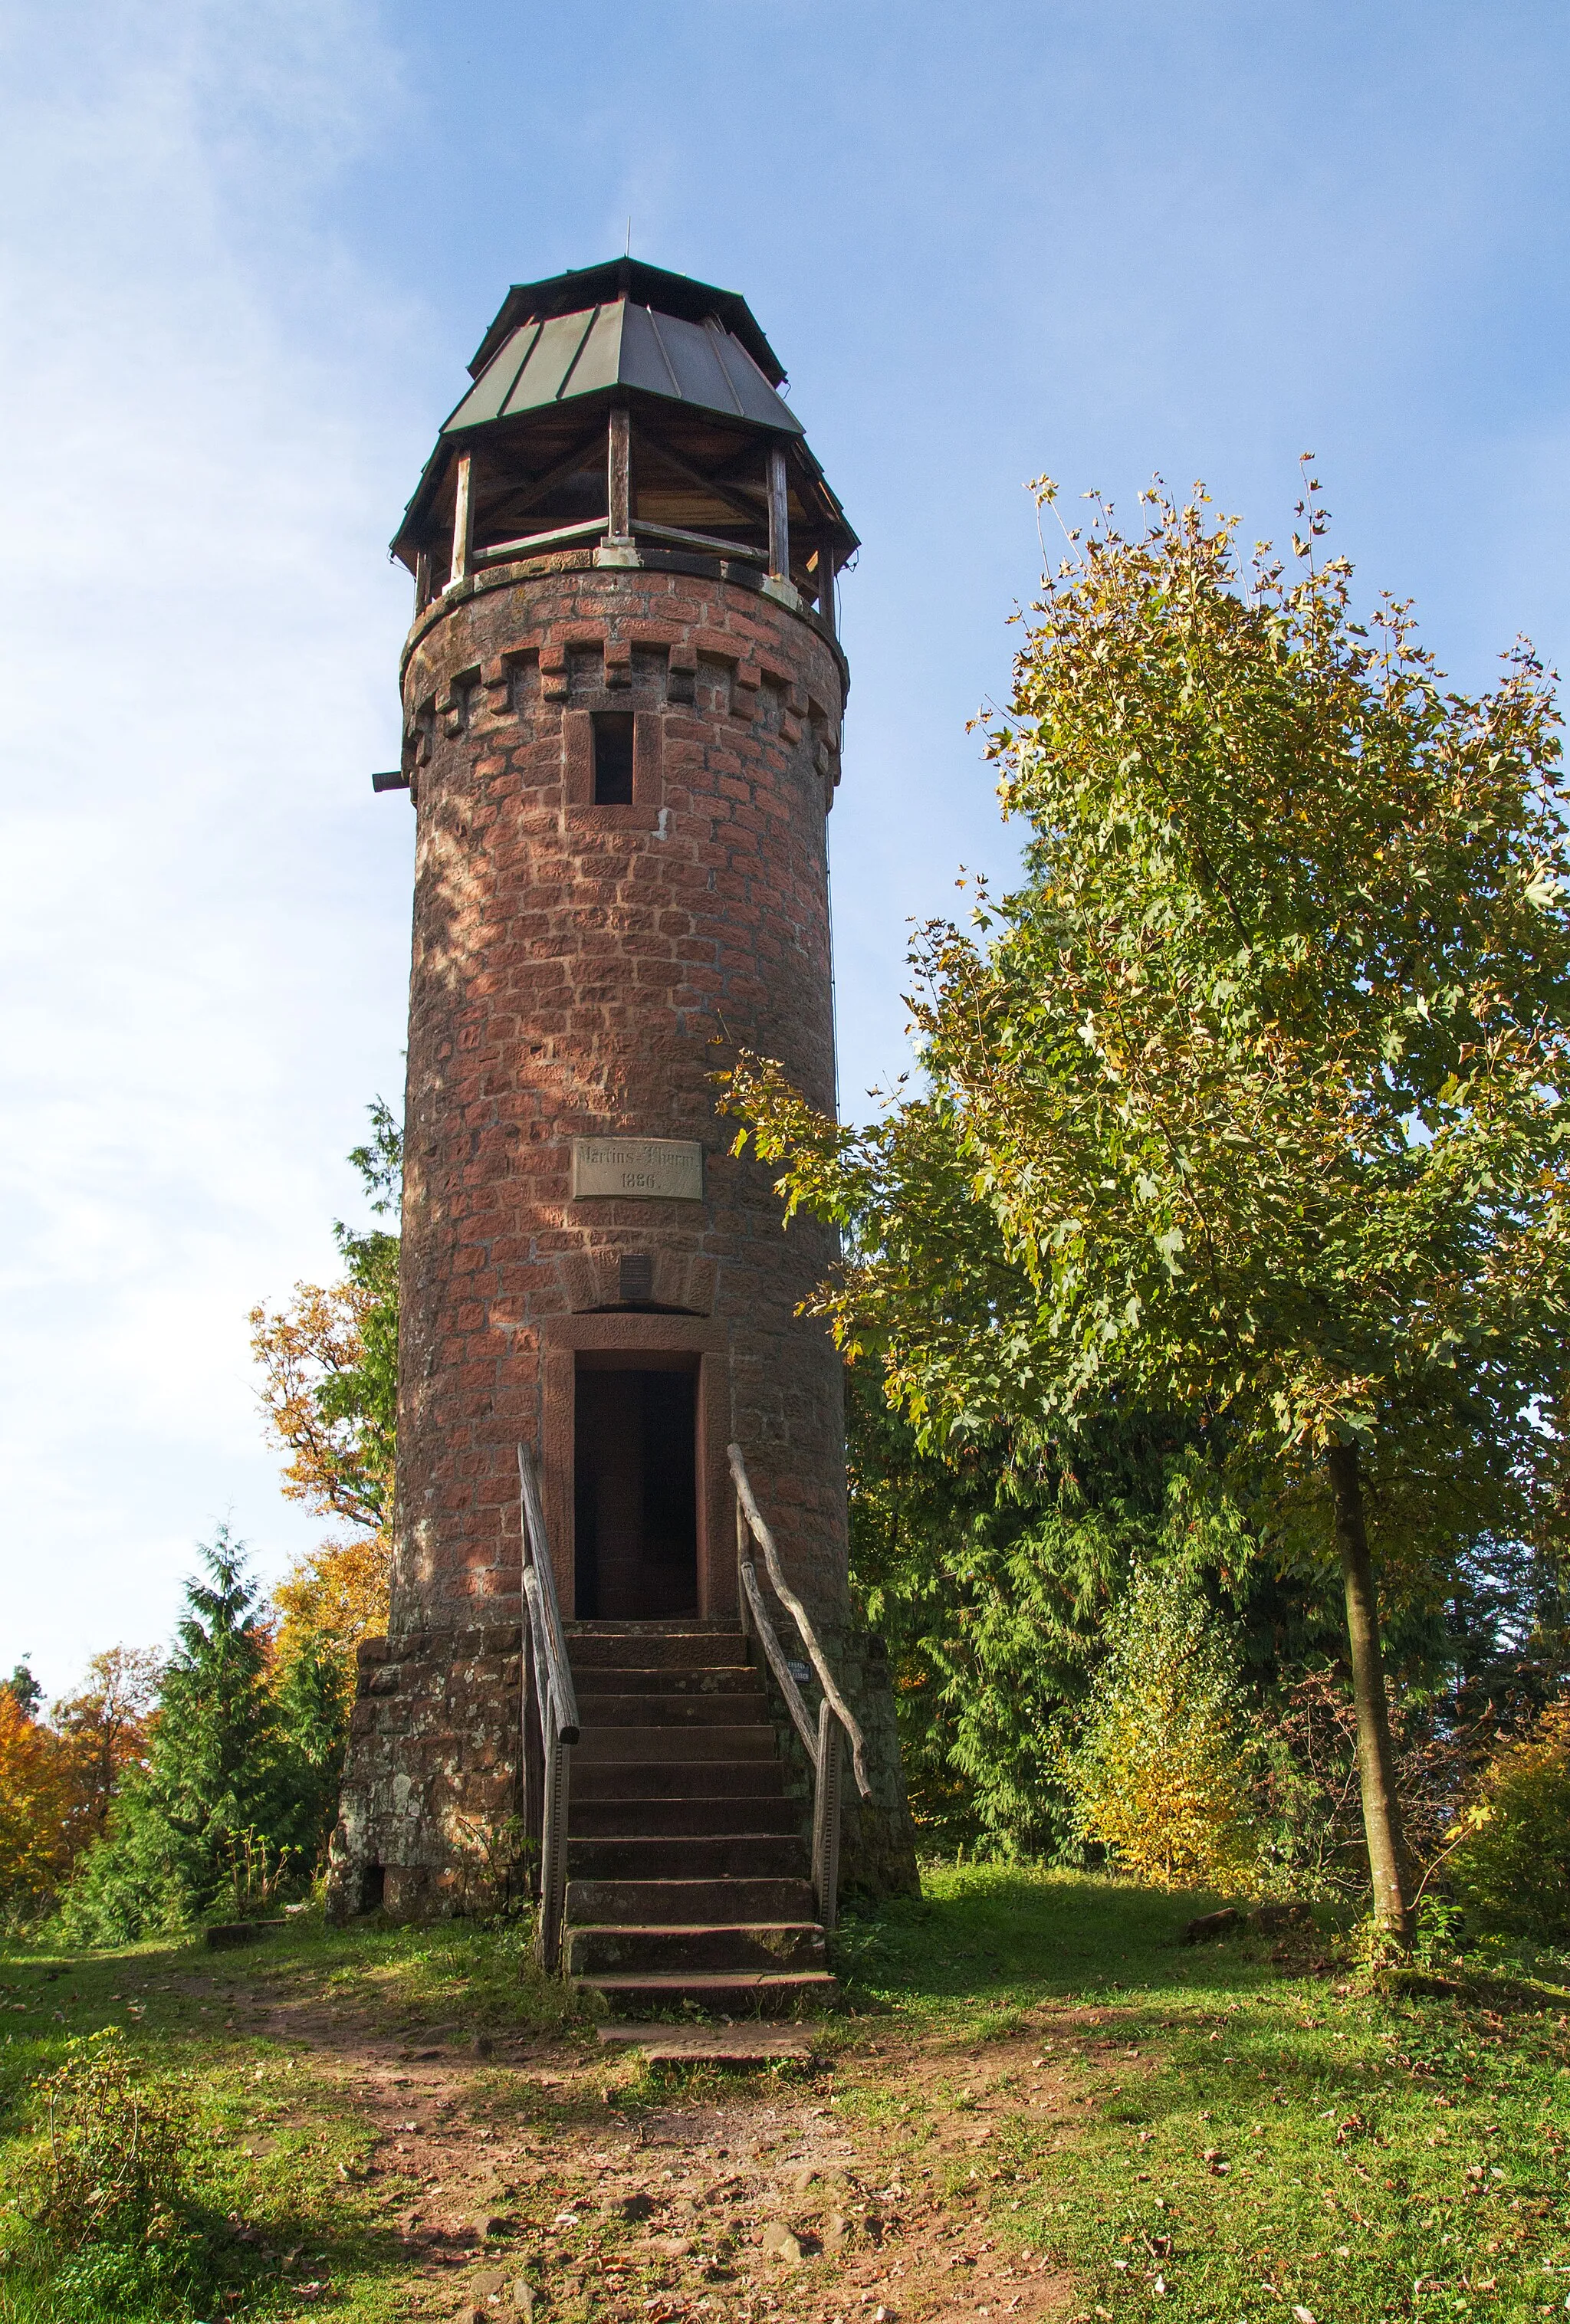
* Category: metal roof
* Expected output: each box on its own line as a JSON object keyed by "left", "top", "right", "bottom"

{"left": 443, "top": 293, "right": 803, "bottom": 441}
{"left": 467, "top": 259, "right": 787, "bottom": 384}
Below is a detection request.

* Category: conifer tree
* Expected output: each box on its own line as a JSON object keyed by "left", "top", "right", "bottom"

{"left": 58, "top": 1531, "right": 291, "bottom": 1942}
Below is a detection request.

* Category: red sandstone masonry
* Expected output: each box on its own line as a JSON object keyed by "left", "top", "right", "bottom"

{"left": 389, "top": 558, "right": 848, "bottom": 1646}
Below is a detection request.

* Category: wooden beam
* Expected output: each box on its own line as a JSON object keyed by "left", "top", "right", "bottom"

{"left": 629, "top": 519, "right": 767, "bottom": 564}
{"left": 630, "top": 419, "right": 768, "bottom": 529}
{"left": 479, "top": 425, "right": 606, "bottom": 530}
{"left": 767, "top": 443, "right": 790, "bottom": 581}
{"left": 607, "top": 406, "right": 631, "bottom": 542}
{"left": 818, "top": 547, "right": 836, "bottom": 636}
{"left": 414, "top": 547, "right": 432, "bottom": 614}
{"left": 448, "top": 449, "right": 474, "bottom": 587}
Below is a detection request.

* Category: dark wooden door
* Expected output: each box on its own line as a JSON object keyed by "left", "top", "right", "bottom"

{"left": 573, "top": 1366, "right": 699, "bottom": 1618}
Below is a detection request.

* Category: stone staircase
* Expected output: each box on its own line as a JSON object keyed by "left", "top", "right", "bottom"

{"left": 563, "top": 1620, "right": 838, "bottom": 2017}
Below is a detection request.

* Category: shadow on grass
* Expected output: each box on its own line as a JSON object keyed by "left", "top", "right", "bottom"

{"left": 835, "top": 1863, "right": 1325, "bottom": 2007}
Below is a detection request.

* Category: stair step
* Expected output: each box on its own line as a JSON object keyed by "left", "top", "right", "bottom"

{"left": 567, "top": 1876, "right": 816, "bottom": 1925}
{"left": 570, "top": 1758, "right": 790, "bottom": 1802}
{"left": 573, "top": 1725, "right": 777, "bottom": 1764}
{"left": 571, "top": 1969, "right": 837, "bottom": 2017}
{"left": 569, "top": 1666, "right": 760, "bottom": 1696}
{"left": 597, "top": 2023, "right": 819, "bottom": 2063}
{"left": 567, "top": 1626, "right": 744, "bottom": 1669}
{"left": 569, "top": 1795, "right": 803, "bottom": 1837}
{"left": 576, "top": 1692, "right": 770, "bottom": 1727}
{"left": 567, "top": 1833, "right": 810, "bottom": 1880}
{"left": 567, "top": 1922, "right": 827, "bottom": 1975}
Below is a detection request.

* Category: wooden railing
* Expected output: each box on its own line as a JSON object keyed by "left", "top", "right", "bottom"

{"left": 517, "top": 1444, "right": 579, "bottom": 1971}
{"left": 728, "top": 1442, "right": 872, "bottom": 1932}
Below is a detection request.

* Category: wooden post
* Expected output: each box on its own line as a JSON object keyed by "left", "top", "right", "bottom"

{"left": 520, "top": 1621, "right": 544, "bottom": 1902}
{"left": 736, "top": 1495, "right": 752, "bottom": 1643}
{"left": 538, "top": 1705, "right": 570, "bottom": 1971}
{"left": 812, "top": 1699, "right": 842, "bottom": 1932}
{"left": 767, "top": 443, "right": 790, "bottom": 581}
{"left": 608, "top": 407, "right": 631, "bottom": 542}
{"left": 448, "top": 448, "right": 474, "bottom": 588}
{"left": 414, "top": 547, "right": 432, "bottom": 615}
{"left": 818, "top": 550, "right": 836, "bottom": 637}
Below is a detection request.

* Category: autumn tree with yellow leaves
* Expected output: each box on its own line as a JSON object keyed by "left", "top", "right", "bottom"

{"left": 250, "top": 1101, "right": 402, "bottom": 1668}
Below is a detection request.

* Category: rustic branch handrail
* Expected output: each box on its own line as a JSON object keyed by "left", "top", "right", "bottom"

{"left": 517, "top": 1444, "right": 576, "bottom": 1972}
{"left": 728, "top": 1442, "right": 871, "bottom": 1800}
{"left": 517, "top": 1445, "right": 580, "bottom": 1740}
{"left": 737, "top": 1557, "right": 819, "bottom": 1758}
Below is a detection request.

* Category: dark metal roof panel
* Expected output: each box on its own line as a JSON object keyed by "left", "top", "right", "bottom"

{"left": 445, "top": 323, "right": 539, "bottom": 429}
{"left": 505, "top": 307, "right": 597, "bottom": 411}
{"left": 468, "top": 258, "right": 786, "bottom": 384}
{"left": 442, "top": 297, "right": 801, "bottom": 439}
{"left": 558, "top": 302, "right": 626, "bottom": 399}
{"left": 619, "top": 300, "right": 682, "bottom": 398}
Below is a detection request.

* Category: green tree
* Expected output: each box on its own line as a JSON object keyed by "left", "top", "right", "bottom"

{"left": 4, "top": 1659, "right": 42, "bottom": 1718}
{"left": 730, "top": 478, "right": 1570, "bottom": 1946}
{"left": 58, "top": 1531, "right": 292, "bottom": 1943}
{"left": 846, "top": 1356, "right": 1209, "bottom": 1853}
{"left": 273, "top": 1630, "right": 353, "bottom": 1864}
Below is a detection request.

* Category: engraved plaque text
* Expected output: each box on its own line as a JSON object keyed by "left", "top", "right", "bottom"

{"left": 571, "top": 1137, "right": 704, "bottom": 1201}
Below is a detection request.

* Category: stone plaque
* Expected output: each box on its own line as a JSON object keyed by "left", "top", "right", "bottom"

{"left": 571, "top": 1136, "right": 704, "bottom": 1201}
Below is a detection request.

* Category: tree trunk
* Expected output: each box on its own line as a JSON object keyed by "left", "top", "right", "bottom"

{"left": 1328, "top": 1439, "right": 1414, "bottom": 1949}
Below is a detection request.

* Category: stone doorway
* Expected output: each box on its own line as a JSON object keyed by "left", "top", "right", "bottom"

{"left": 572, "top": 1356, "right": 700, "bottom": 1619}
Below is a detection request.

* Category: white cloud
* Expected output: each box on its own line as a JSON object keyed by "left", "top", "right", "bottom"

{"left": 0, "top": 1, "right": 419, "bottom": 1694}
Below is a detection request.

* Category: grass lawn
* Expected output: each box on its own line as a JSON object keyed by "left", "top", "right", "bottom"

{"left": 0, "top": 1869, "right": 1565, "bottom": 2322}
{"left": 839, "top": 1866, "right": 1570, "bottom": 2322}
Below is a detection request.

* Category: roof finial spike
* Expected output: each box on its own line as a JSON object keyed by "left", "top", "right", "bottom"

{"left": 626, "top": 215, "right": 632, "bottom": 257}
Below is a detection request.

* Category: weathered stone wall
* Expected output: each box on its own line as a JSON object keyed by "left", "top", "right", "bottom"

{"left": 328, "top": 1626, "right": 521, "bottom": 1920}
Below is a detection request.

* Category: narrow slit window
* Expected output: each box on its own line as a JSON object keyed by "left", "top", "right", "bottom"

{"left": 592, "top": 712, "right": 636, "bottom": 803}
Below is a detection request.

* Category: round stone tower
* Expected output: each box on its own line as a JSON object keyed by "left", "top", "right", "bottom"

{"left": 331, "top": 259, "right": 915, "bottom": 1920}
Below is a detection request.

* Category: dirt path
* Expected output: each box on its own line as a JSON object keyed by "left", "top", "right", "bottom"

{"left": 225, "top": 1974, "right": 1099, "bottom": 2323}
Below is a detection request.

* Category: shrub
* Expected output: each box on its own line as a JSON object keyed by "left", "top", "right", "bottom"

{"left": 22, "top": 2030, "right": 192, "bottom": 2251}
{"left": 1447, "top": 1699, "right": 1570, "bottom": 1942}
{"left": 1059, "top": 1565, "right": 1260, "bottom": 1891}
{"left": 0, "top": 2029, "right": 244, "bottom": 2321}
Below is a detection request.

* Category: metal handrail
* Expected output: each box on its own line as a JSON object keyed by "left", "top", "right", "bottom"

{"left": 728, "top": 1441, "right": 872, "bottom": 1932}
{"left": 517, "top": 1444, "right": 577, "bottom": 1971}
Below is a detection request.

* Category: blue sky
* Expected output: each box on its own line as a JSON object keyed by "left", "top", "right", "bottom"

{"left": 3, "top": 0, "right": 1568, "bottom": 1692}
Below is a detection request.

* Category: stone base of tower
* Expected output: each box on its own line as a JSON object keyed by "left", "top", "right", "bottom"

{"left": 326, "top": 1620, "right": 917, "bottom": 1925}
{"left": 325, "top": 1626, "right": 523, "bottom": 1925}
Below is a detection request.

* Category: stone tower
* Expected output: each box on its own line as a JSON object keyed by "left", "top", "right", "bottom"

{"left": 330, "top": 259, "right": 915, "bottom": 1924}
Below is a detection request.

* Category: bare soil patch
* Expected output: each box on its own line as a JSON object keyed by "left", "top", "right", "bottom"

{"left": 235, "top": 1974, "right": 1084, "bottom": 2322}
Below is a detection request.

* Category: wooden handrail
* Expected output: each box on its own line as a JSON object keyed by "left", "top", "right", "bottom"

{"left": 737, "top": 1536, "right": 818, "bottom": 1760}
{"left": 517, "top": 1444, "right": 576, "bottom": 1971}
{"left": 728, "top": 1442, "right": 871, "bottom": 1800}
{"left": 517, "top": 1445, "right": 579, "bottom": 1741}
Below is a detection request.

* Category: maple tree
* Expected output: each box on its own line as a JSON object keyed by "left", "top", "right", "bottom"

{"left": 51, "top": 1646, "right": 162, "bottom": 1833}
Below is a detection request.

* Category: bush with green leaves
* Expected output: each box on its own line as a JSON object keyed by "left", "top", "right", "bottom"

{"left": 1446, "top": 1699, "right": 1570, "bottom": 1942}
